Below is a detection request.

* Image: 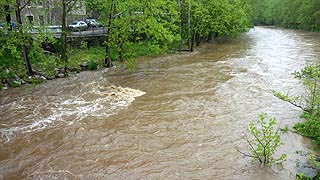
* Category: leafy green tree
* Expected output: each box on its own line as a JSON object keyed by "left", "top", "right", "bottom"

{"left": 104, "top": 0, "right": 115, "bottom": 67}
{"left": 254, "top": 0, "right": 320, "bottom": 31}
{"left": 91, "top": 0, "right": 180, "bottom": 64}
{"left": 60, "top": 0, "right": 83, "bottom": 64}
{"left": 15, "top": 0, "right": 34, "bottom": 76}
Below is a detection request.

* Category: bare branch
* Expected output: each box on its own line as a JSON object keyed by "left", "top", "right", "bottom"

{"left": 272, "top": 91, "right": 309, "bottom": 112}
{"left": 66, "top": 0, "right": 80, "bottom": 13}
{"left": 20, "top": 0, "right": 32, "bottom": 10}
{"left": 244, "top": 134, "right": 263, "bottom": 163}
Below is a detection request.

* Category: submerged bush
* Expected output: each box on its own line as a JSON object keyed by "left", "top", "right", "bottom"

{"left": 274, "top": 64, "right": 320, "bottom": 145}
{"left": 294, "top": 114, "right": 320, "bottom": 145}
{"left": 241, "top": 113, "right": 286, "bottom": 167}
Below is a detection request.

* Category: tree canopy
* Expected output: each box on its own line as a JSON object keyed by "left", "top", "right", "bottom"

{"left": 86, "top": 0, "right": 252, "bottom": 59}
{"left": 247, "top": 0, "right": 320, "bottom": 31}
{"left": 1, "top": 0, "right": 254, "bottom": 88}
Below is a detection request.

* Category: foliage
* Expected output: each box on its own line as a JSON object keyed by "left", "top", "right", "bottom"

{"left": 295, "top": 173, "right": 314, "bottom": 180}
{"left": 293, "top": 64, "right": 320, "bottom": 114}
{"left": 295, "top": 153, "right": 320, "bottom": 179}
{"left": 80, "top": 41, "right": 88, "bottom": 49}
{"left": 68, "top": 46, "right": 105, "bottom": 70}
{"left": 248, "top": 0, "right": 320, "bottom": 31}
{"left": 87, "top": 0, "right": 252, "bottom": 63}
{"left": 294, "top": 113, "right": 320, "bottom": 145}
{"left": 1, "top": 0, "right": 254, "bottom": 89}
{"left": 274, "top": 64, "right": 320, "bottom": 176}
{"left": 241, "top": 113, "right": 287, "bottom": 167}
{"left": 125, "top": 58, "right": 136, "bottom": 72}
{"left": 88, "top": 60, "right": 98, "bottom": 71}
{"left": 274, "top": 64, "right": 320, "bottom": 145}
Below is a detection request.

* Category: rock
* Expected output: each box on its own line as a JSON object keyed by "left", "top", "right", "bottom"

{"left": 57, "top": 73, "right": 65, "bottom": 78}
{"left": 2, "top": 84, "right": 8, "bottom": 90}
{"left": 13, "top": 80, "right": 21, "bottom": 85}
{"left": 34, "top": 75, "right": 41, "bottom": 79}
{"left": 80, "top": 62, "right": 89, "bottom": 71}
{"left": 46, "top": 76, "right": 54, "bottom": 80}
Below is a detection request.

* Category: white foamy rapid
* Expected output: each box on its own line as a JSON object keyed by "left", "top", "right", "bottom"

{"left": 0, "top": 85, "right": 145, "bottom": 143}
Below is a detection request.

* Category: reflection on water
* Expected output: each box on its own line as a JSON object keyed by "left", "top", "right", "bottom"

{"left": 0, "top": 27, "right": 320, "bottom": 180}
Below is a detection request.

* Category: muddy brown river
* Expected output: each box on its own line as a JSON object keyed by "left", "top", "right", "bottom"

{"left": 1, "top": 27, "right": 320, "bottom": 180}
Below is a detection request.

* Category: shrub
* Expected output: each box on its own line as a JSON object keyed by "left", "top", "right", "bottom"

{"left": 274, "top": 64, "right": 320, "bottom": 145}
{"left": 240, "top": 113, "right": 287, "bottom": 167}
{"left": 88, "top": 60, "right": 98, "bottom": 71}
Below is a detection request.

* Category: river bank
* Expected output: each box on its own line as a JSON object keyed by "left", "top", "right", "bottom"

{"left": 0, "top": 27, "right": 320, "bottom": 179}
{"left": 0, "top": 40, "right": 172, "bottom": 90}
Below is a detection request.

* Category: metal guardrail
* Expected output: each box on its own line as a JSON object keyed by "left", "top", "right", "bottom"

{"left": 30, "top": 26, "right": 108, "bottom": 38}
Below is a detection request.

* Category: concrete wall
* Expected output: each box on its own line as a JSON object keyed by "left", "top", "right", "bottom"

{"left": 16, "top": 0, "right": 86, "bottom": 26}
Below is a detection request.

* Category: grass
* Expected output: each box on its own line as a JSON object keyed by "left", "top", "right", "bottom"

{"left": 68, "top": 46, "right": 105, "bottom": 70}
{"left": 0, "top": 40, "right": 173, "bottom": 89}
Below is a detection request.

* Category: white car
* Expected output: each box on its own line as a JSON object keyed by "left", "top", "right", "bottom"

{"left": 85, "top": 19, "right": 103, "bottom": 27}
{"left": 68, "top": 21, "right": 88, "bottom": 31}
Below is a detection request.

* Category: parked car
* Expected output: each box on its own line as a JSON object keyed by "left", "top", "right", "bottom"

{"left": 0, "top": 23, "right": 4, "bottom": 29}
{"left": 85, "top": 19, "right": 103, "bottom": 27}
{"left": 68, "top": 21, "right": 88, "bottom": 31}
{"left": 0, "top": 22, "right": 17, "bottom": 30}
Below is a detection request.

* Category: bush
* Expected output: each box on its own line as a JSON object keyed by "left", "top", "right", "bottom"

{"left": 68, "top": 47, "right": 105, "bottom": 70}
{"left": 88, "top": 60, "right": 98, "bottom": 71}
{"left": 294, "top": 113, "right": 320, "bottom": 145}
{"left": 274, "top": 64, "right": 320, "bottom": 145}
{"left": 241, "top": 113, "right": 287, "bottom": 167}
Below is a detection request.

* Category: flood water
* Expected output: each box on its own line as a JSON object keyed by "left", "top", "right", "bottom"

{"left": 1, "top": 27, "right": 320, "bottom": 180}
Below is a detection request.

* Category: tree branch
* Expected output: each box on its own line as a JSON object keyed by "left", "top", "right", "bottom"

{"left": 244, "top": 134, "right": 263, "bottom": 163}
{"left": 20, "top": 0, "right": 32, "bottom": 10}
{"left": 66, "top": 0, "right": 79, "bottom": 13}
{"left": 272, "top": 90, "right": 310, "bottom": 112}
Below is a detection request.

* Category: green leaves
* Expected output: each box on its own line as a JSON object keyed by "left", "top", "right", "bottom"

{"left": 90, "top": 0, "right": 252, "bottom": 58}
{"left": 244, "top": 113, "right": 287, "bottom": 166}
{"left": 250, "top": 0, "right": 320, "bottom": 30}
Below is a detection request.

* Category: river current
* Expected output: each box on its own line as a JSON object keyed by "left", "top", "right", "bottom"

{"left": 1, "top": 27, "right": 320, "bottom": 179}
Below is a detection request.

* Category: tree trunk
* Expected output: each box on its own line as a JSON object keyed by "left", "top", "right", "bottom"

{"left": 105, "top": 0, "right": 115, "bottom": 67}
{"left": 196, "top": 33, "right": 200, "bottom": 46}
{"left": 16, "top": 0, "right": 33, "bottom": 76}
{"left": 5, "top": 1, "right": 12, "bottom": 31}
{"left": 61, "top": 0, "right": 68, "bottom": 63}
{"left": 187, "top": 0, "right": 191, "bottom": 50}
{"left": 118, "top": 40, "right": 124, "bottom": 62}
{"left": 214, "top": 32, "right": 219, "bottom": 39}
{"left": 190, "top": 31, "right": 196, "bottom": 52}
{"left": 207, "top": 32, "right": 212, "bottom": 42}
{"left": 178, "top": 0, "right": 182, "bottom": 51}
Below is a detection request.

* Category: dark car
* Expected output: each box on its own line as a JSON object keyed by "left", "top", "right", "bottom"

{"left": 0, "top": 22, "right": 17, "bottom": 30}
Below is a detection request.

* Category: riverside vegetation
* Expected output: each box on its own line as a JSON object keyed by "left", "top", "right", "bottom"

{"left": 274, "top": 64, "right": 320, "bottom": 179}
{"left": 1, "top": 0, "right": 320, "bottom": 178}
{"left": 1, "top": 0, "right": 254, "bottom": 89}
{"left": 240, "top": 113, "right": 287, "bottom": 167}
{"left": 1, "top": 0, "right": 319, "bottom": 89}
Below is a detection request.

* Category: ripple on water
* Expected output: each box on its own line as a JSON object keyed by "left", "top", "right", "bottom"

{"left": 0, "top": 84, "right": 145, "bottom": 143}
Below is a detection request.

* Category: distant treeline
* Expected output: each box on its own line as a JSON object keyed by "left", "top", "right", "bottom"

{"left": 248, "top": 0, "right": 320, "bottom": 31}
